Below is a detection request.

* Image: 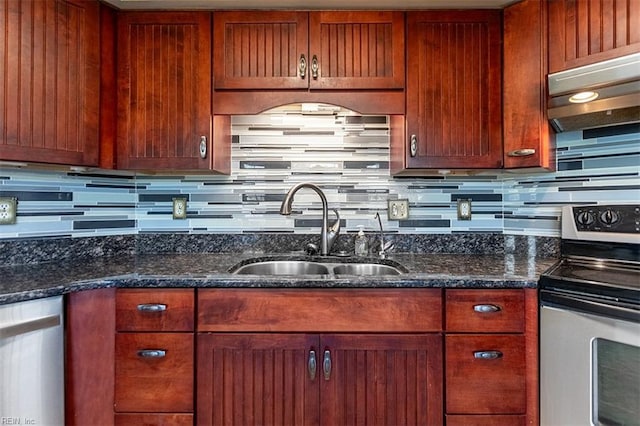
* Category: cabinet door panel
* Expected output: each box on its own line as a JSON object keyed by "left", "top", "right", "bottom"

{"left": 0, "top": 0, "right": 100, "bottom": 166}
{"left": 321, "top": 334, "right": 443, "bottom": 426}
{"left": 117, "top": 12, "right": 212, "bottom": 170}
{"left": 445, "top": 289, "right": 525, "bottom": 333}
{"left": 548, "top": 0, "right": 640, "bottom": 72}
{"left": 309, "top": 12, "right": 404, "bottom": 89}
{"left": 446, "top": 334, "right": 526, "bottom": 414}
{"left": 213, "top": 12, "right": 308, "bottom": 89}
{"left": 197, "top": 333, "right": 320, "bottom": 426}
{"left": 406, "top": 11, "right": 502, "bottom": 169}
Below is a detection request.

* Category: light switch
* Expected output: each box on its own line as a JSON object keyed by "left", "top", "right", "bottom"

{"left": 172, "top": 197, "right": 188, "bottom": 219}
{"left": 388, "top": 199, "right": 409, "bottom": 220}
{"left": 0, "top": 197, "right": 17, "bottom": 225}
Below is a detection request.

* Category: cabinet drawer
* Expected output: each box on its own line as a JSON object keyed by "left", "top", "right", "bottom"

{"left": 445, "top": 289, "right": 524, "bottom": 332}
{"left": 115, "top": 413, "right": 193, "bottom": 426}
{"left": 116, "top": 289, "right": 194, "bottom": 332}
{"left": 198, "top": 289, "right": 442, "bottom": 332}
{"left": 115, "top": 333, "right": 194, "bottom": 413}
{"left": 446, "top": 414, "right": 525, "bottom": 426}
{"left": 446, "top": 335, "right": 526, "bottom": 414}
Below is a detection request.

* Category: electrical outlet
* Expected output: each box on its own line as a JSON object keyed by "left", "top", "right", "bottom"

{"left": 172, "top": 197, "right": 188, "bottom": 219}
{"left": 457, "top": 199, "right": 472, "bottom": 220}
{"left": 388, "top": 199, "right": 409, "bottom": 220}
{"left": 0, "top": 197, "right": 17, "bottom": 225}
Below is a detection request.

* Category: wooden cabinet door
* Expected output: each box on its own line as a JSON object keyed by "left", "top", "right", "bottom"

{"left": 0, "top": 0, "right": 100, "bottom": 166}
{"left": 548, "top": 0, "right": 640, "bottom": 73}
{"left": 213, "top": 11, "right": 308, "bottom": 90}
{"left": 117, "top": 12, "right": 213, "bottom": 170}
{"left": 308, "top": 12, "right": 405, "bottom": 90}
{"left": 320, "top": 334, "right": 443, "bottom": 426}
{"left": 196, "top": 333, "right": 320, "bottom": 426}
{"left": 405, "top": 11, "right": 502, "bottom": 169}
{"left": 503, "top": 0, "right": 555, "bottom": 170}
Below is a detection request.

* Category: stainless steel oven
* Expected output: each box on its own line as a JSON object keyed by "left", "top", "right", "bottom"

{"left": 539, "top": 204, "right": 640, "bottom": 426}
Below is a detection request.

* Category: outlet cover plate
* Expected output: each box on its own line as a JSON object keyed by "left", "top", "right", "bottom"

{"left": 0, "top": 197, "right": 17, "bottom": 225}
{"left": 388, "top": 199, "right": 409, "bottom": 220}
{"left": 172, "top": 197, "right": 188, "bottom": 219}
{"left": 457, "top": 199, "right": 472, "bottom": 220}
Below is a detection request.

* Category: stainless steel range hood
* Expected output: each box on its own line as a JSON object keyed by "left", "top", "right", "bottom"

{"left": 547, "top": 53, "right": 640, "bottom": 132}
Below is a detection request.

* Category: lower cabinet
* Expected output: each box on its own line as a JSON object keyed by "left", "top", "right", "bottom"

{"left": 197, "top": 333, "right": 443, "bottom": 426}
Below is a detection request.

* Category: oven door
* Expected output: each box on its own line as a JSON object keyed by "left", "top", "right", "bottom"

{"left": 540, "top": 303, "right": 640, "bottom": 426}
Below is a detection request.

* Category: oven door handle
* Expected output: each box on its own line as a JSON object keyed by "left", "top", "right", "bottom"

{"left": 540, "top": 290, "right": 640, "bottom": 324}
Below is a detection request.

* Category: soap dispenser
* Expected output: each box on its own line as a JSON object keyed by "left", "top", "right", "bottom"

{"left": 354, "top": 226, "right": 368, "bottom": 256}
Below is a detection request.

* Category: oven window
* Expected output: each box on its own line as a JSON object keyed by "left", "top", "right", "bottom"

{"left": 593, "top": 338, "right": 640, "bottom": 426}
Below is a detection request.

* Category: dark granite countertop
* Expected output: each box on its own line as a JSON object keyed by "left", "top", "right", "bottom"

{"left": 0, "top": 252, "right": 557, "bottom": 305}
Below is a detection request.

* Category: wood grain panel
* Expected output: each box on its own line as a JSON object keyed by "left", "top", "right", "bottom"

{"left": 117, "top": 12, "right": 213, "bottom": 170}
{"left": 321, "top": 334, "right": 443, "bottom": 426}
{"left": 213, "top": 11, "right": 308, "bottom": 89}
{"left": 116, "top": 288, "right": 194, "bottom": 332}
{"left": 406, "top": 11, "right": 502, "bottom": 169}
{"left": 503, "top": 0, "right": 555, "bottom": 171}
{"left": 446, "top": 334, "right": 526, "bottom": 414}
{"left": 115, "top": 332, "right": 194, "bottom": 413}
{"left": 549, "top": 0, "right": 640, "bottom": 72}
{"left": 445, "top": 289, "right": 525, "bottom": 333}
{"left": 309, "top": 11, "right": 404, "bottom": 89}
{"left": 196, "top": 333, "right": 320, "bottom": 426}
{"left": 115, "top": 413, "right": 193, "bottom": 426}
{"left": 197, "top": 288, "right": 442, "bottom": 332}
{"left": 65, "top": 288, "right": 115, "bottom": 426}
{"left": 446, "top": 414, "right": 526, "bottom": 426}
{"left": 0, "top": 0, "right": 99, "bottom": 166}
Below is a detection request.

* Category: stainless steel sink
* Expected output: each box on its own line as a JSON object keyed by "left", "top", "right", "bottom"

{"left": 332, "top": 263, "right": 402, "bottom": 276}
{"left": 232, "top": 261, "right": 330, "bottom": 275}
{"left": 230, "top": 259, "right": 404, "bottom": 276}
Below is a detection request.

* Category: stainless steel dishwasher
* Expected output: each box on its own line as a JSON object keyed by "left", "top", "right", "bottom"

{"left": 0, "top": 296, "right": 64, "bottom": 425}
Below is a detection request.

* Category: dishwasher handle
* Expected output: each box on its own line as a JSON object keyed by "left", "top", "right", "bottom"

{"left": 0, "top": 314, "right": 61, "bottom": 340}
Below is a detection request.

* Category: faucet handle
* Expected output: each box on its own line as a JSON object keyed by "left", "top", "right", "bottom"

{"left": 329, "top": 209, "right": 341, "bottom": 233}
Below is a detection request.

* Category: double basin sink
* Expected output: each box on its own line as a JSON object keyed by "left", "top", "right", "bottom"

{"left": 230, "top": 258, "right": 407, "bottom": 277}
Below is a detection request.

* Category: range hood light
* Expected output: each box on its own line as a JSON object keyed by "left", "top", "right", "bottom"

{"left": 568, "top": 91, "right": 599, "bottom": 103}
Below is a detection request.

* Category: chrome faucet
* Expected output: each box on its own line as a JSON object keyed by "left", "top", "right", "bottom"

{"left": 280, "top": 182, "right": 341, "bottom": 256}
{"left": 374, "top": 212, "right": 393, "bottom": 258}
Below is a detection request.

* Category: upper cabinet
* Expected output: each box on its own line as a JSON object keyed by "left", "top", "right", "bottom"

{"left": 0, "top": 0, "right": 100, "bottom": 167}
{"left": 401, "top": 11, "right": 503, "bottom": 171}
{"left": 117, "top": 12, "right": 229, "bottom": 172}
{"left": 213, "top": 11, "right": 405, "bottom": 91}
{"left": 503, "top": 0, "right": 555, "bottom": 170}
{"left": 548, "top": 0, "right": 640, "bottom": 73}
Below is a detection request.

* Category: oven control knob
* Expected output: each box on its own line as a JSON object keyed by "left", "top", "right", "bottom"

{"left": 576, "top": 211, "right": 595, "bottom": 227}
{"left": 599, "top": 209, "right": 620, "bottom": 226}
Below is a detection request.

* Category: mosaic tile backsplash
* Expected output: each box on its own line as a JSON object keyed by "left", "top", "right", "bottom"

{"left": 1, "top": 106, "right": 639, "bottom": 242}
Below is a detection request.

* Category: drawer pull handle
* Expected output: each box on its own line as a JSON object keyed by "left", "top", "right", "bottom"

{"left": 507, "top": 148, "right": 536, "bottom": 157}
{"left": 308, "top": 350, "right": 317, "bottom": 381}
{"left": 473, "top": 304, "right": 501, "bottom": 313}
{"left": 474, "top": 350, "right": 503, "bottom": 360}
{"left": 137, "top": 303, "right": 167, "bottom": 313}
{"left": 137, "top": 349, "right": 166, "bottom": 358}
{"left": 323, "top": 350, "right": 332, "bottom": 381}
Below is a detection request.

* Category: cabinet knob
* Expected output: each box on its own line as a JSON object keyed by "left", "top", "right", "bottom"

{"left": 199, "top": 136, "right": 208, "bottom": 159}
{"left": 507, "top": 148, "right": 535, "bottom": 157}
{"left": 136, "top": 303, "right": 167, "bottom": 313}
{"left": 299, "top": 54, "right": 307, "bottom": 79}
{"left": 473, "top": 304, "right": 501, "bottom": 313}
{"left": 311, "top": 55, "right": 319, "bottom": 79}
{"left": 308, "top": 350, "right": 317, "bottom": 381}
{"left": 137, "top": 349, "right": 166, "bottom": 358}
{"left": 474, "top": 350, "right": 503, "bottom": 360}
{"left": 410, "top": 135, "right": 417, "bottom": 157}
{"left": 323, "top": 350, "right": 332, "bottom": 381}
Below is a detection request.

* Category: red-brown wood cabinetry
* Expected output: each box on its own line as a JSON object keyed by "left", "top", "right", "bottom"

{"left": 548, "top": 0, "right": 640, "bottom": 73}
{"left": 0, "top": 0, "right": 100, "bottom": 166}
{"left": 401, "top": 11, "right": 503, "bottom": 171}
{"left": 503, "top": 0, "right": 555, "bottom": 171}
{"left": 197, "top": 289, "right": 443, "bottom": 426}
{"left": 212, "top": 11, "right": 405, "bottom": 115}
{"left": 117, "top": 12, "right": 229, "bottom": 172}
